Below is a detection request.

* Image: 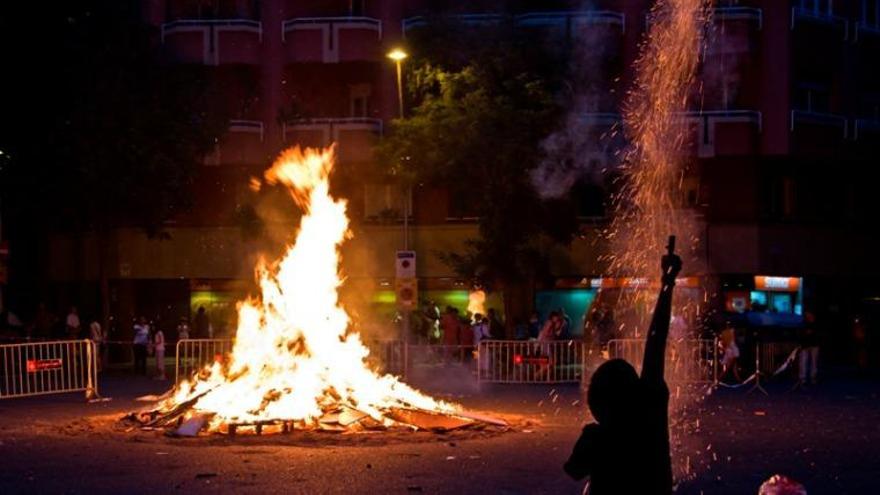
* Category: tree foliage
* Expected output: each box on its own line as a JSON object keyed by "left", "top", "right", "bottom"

{"left": 377, "top": 21, "right": 579, "bottom": 290}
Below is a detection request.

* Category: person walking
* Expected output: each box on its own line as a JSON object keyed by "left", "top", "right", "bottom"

{"left": 153, "top": 325, "right": 166, "bottom": 380}
{"left": 798, "top": 312, "right": 820, "bottom": 386}
{"left": 132, "top": 317, "right": 150, "bottom": 375}
{"left": 89, "top": 319, "right": 105, "bottom": 372}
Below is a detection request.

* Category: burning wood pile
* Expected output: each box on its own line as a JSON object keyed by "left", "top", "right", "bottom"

{"left": 124, "top": 146, "right": 505, "bottom": 437}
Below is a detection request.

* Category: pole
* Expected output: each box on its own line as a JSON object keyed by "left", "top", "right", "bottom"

{"left": 393, "top": 57, "right": 411, "bottom": 342}
{"left": 395, "top": 60, "right": 404, "bottom": 120}
{"left": 395, "top": 59, "right": 409, "bottom": 250}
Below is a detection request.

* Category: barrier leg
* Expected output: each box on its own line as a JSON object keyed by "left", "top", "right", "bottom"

{"left": 746, "top": 342, "right": 768, "bottom": 395}
{"left": 84, "top": 340, "right": 99, "bottom": 401}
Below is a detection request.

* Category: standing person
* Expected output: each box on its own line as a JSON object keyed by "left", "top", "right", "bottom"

{"left": 132, "top": 317, "right": 150, "bottom": 375}
{"left": 153, "top": 325, "right": 166, "bottom": 380}
{"left": 458, "top": 314, "right": 474, "bottom": 361}
{"left": 472, "top": 314, "right": 491, "bottom": 373}
{"left": 564, "top": 246, "right": 681, "bottom": 494}
{"left": 487, "top": 308, "right": 504, "bottom": 339}
{"left": 538, "top": 311, "right": 562, "bottom": 341}
{"left": 89, "top": 319, "right": 105, "bottom": 372}
{"left": 597, "top": 306, "right": 615, "bottom": 350}
{"left": 33, "top": 303, "right": 55, "bottom": 339}
{"left": 440, "top": 307, "right": 460, "bottom": 360}
{"left": 718, "top": 322, "right": 741, "bottom": 383}
{"left": 177, "top": 317, "right": 191, "bottom": 341}
{"left": 798, "top": 312, "right": 820, "bottom": 386}
{"left": 66, "top": 306, "right": 81, "bottom": 340}
{"left": 194, "top": 306, "right": 209, "bottom": 339}
{"left": 557, "top": 307, "right": 572, "bottom": 340}
{"left": 471, "top": 314, "right": 491, "bottom": 347}
{"left": 528, "top": 311, "right": 542, "bottom": 340}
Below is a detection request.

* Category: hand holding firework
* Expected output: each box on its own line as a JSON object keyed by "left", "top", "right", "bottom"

{"left": 661, "top": 235, "right": 682, "bottom": 285}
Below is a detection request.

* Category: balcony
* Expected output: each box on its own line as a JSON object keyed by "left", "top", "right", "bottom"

{"left": 790, "top": 110, "right": 848, "bottom": 139}
{"left": 790, "top": 6, "right": 848, "bottom": 40}
{"left": 682, "top": 110, "right": 762, "bottom": 157}
{"left": 402, "top": 10, "right": 625, "bottom": 37}
{"left": 714, "top": 6, "right": 763, "bottom": 29}
{"left": 283, "top": 117, "right": 382, "bottom": 163}
{"left": 282, "top": 17, "right": 382, "bottom": 63}
{"left": 853, "top": 118, "right": 880, "bottom": 140}
{"left": 204, "top": 120, "right": 265, "bottom": 166}
{"left": 854, "top": 21, "right": 880, "bottom": 42}
{"left": 515, "top": 11, "right": 625, "bottom": 32}
{"left": 402, "top": 14, "right": 502, "bottom": 34}
{"left": 161, "top": 19, "right": 262, "bottom": 65}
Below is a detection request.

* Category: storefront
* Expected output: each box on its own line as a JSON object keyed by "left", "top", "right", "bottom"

{"left": 722, "top": 275, "right": 804, "bottom": 327}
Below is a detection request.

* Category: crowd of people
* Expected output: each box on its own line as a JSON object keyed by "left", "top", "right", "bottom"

{"left": 0, "top": 302, "right": 220, "bottom": 380}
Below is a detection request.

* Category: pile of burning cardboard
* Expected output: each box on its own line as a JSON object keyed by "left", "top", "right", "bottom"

{"left": 124, "top": 390, "right": 507, "bottom": 437}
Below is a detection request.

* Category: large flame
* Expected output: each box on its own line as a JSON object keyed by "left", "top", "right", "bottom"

{"left": 163, "top": 146, "right": 456, "bottom": 430}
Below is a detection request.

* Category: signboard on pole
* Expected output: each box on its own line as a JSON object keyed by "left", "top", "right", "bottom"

{"left": 395, "top": 278, "right": 418, "bottom": 310}
{"left": 396, "top": 250, "right": 416, "bottom": 278}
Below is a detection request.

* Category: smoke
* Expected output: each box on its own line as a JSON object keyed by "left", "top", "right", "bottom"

{"left": 531, "top": 1, "right": 620, "bottom": 199}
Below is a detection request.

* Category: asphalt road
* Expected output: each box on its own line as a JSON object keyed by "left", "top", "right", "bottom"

{"left": 1, "top": 372, "right": 878, "bottom": 494}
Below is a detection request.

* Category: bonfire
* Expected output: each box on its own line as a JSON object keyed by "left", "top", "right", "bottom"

{"left": 129, "top": 146, "right": 504, "bottom": 436}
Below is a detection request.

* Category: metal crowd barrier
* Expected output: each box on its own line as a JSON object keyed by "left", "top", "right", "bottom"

{"left": 366, "top": 339, "right": 408, "bottom": 376}
{"left": 0, "top": 339, "right": 98, "bottom": 400}
{"left": 477, "top": 340, "right": 586, "bottom": 384}
{"left": 175, "top": 339, "right": 234, "bottom": 384}
{"left": 757, "top": 341, "right": 800, "bottom": 378}
{"left": 606, "top": 338, "right": 718, "bottom": 384}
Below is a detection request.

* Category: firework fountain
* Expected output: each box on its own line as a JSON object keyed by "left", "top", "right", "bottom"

{"left": 604, "top": 0, "right": 714, "bottom": 481}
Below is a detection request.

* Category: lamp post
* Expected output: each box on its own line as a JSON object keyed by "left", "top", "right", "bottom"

{"left": 387, "top": 48, "right": 412, "bottom": 343}
{"left": 387, "top": 48, "right": 407, "bottom": 120}
{"left": 386, "top": 48, "right": 410, "bottom": 250}
{"left": 387, "top": 48, "right": 410, "bottom": 249}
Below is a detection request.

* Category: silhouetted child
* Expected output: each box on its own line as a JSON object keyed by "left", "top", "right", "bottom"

{"left": 565, "top": 242, "right": 682, "bottom": 495}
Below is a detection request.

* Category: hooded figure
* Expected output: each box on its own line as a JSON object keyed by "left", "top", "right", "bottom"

{"left": 565, "top": 247, "right": 681, "bottom": 495}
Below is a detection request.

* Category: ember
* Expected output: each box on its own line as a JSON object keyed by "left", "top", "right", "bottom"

{"left": 126, "top": 146, "right": 504, "bottom": 436}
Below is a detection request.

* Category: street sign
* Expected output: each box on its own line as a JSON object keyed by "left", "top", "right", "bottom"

{"left": 26, "top": 359, "right": 63, "bottom": 373}
{"left": 396, "top": 251, "right": 416, "bottom": 278}
{"left": 395, "top": 278, "right": 418, "bottom": 310}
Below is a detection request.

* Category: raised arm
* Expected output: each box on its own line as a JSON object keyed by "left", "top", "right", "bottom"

{"left": 641, "top": 237, "right": 682, "bottom": 384}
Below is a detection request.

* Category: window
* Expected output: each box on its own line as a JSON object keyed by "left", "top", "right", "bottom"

{"left": 349, "top": 0, "right": 366, "bottom": 17}
{"left": 864, "top": 0, "right": 880, "bottom": 28}
{"left": 794, "top": 82, "right": 830, "bottom": 113}
{"left": 364, "top": 184, "right": 409, "bottom": 221}
{"left": 799, "top": 0, "right": 834, "bottom": 16}
{"left": 349, "top": 84, "right": 371, "bottom": 118}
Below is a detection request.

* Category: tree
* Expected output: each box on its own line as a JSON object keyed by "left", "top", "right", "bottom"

{"left": 0, "top": 1, "right": 228, "bottom": 329}
{"left": 377, "top": 20, "right": 579, "bottom": 333}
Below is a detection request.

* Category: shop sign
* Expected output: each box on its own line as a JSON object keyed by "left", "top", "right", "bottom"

{"left": 755, "top": 276, "right": 800, "bottom": 292}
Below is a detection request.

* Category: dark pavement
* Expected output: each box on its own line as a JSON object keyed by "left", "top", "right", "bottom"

{"left": 0, "top": 371, "right": 878, "bottom": 494}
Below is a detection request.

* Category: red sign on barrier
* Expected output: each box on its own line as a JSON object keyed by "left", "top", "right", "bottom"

{"left": 26, "top": 359, "right": 63, "bottom": 372}
{"left": 513, "top": 355, "right": 550, "bottom": 366}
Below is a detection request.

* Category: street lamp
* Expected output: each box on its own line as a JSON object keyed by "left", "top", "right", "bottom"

{"left": 386, "top": 47, "right": 411, "bottom": 249}
{"left": 386, "top": 48, "right": 407, "bottom": 119}
{"left": 387, "top": 48, "right": 412, "bottom": 343}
